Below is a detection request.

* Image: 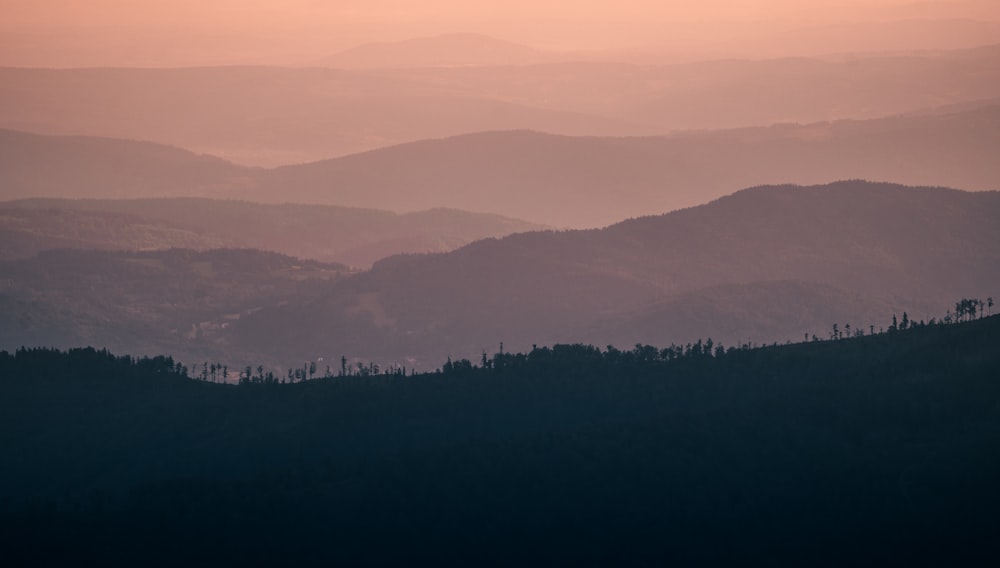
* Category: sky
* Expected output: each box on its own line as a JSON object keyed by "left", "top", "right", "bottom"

{"left": 2, "top": 1, "right": 994, "bottom": 26}
{"left": 1, "top": 0, "right": 999, "bottom": 66}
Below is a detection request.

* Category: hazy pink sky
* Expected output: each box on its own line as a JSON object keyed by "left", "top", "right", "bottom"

{"left": 3, "top": 1, "right": 997, "bottom": 29}
{"left": 2, "top": 1, "right": 994, "bottom": 24}
{"left": 2, "top": 0, "right": 999, "bottom": 66}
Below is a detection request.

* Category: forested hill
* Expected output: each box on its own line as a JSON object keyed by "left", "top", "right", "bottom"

{"left": 0, "top": 247, "right": 350, "bottom": 364}
{"left": 231, "top": 181, "right": 1000, "bottom": 366}
{"left": 3, "top": 314, "right": 999, "bottom": 565}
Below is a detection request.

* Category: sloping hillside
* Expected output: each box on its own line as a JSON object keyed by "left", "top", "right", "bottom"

{"left": 229, "top": 181, "right": 1000, "bottom": 365}
{"left": 0, "top": 198, "right": 544, "bottom": 266}
{"left": 0, "top": 129, "right": 251, "bottom": 200}
{"left": 4, "top": 182, "right": 995, "bottom": 369}
{"left": 4, "top": 315, "right": 999, "bottom": 566}
{"left": 0, "top": 248, "right": 349, "bottom": 364}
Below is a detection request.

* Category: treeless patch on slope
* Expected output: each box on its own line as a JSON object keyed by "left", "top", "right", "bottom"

{"left": 347, "top": 292, "right": 397, "bottom": 329}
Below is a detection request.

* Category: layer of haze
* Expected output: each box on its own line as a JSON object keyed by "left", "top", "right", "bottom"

{"left": 2, "top": 1, "right": 1000, "bottom": 66}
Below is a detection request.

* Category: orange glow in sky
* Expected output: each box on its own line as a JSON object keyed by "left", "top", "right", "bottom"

{"left": 2, "top": 1, "right": 995, "bottom": 28}
{"left": 2, "top": 0, "right": 999, "bottom": 66}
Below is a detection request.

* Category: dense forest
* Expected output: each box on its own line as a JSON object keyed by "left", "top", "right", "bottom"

{"left": 2, "top": 312, "right": 998, "bottom": 565}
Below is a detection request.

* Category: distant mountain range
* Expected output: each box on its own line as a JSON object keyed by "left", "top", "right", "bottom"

{"left": 314, "top": 21, "right": 1000, "bottom": 69}
{"left": 2, "top": 44, "right": 998, "bottom": 164}
{"left": 5, "top": 181, "right": 995, "bottom": 369}
{"left": 0, "top": 198, "right": 544, "bottom": 267}
{"left": 626, "top": 18, "right": 1000, "bottom": 64}
{"left": 315, "top": 33, "right": 562, "bottom": 69}
{"left": 252, "top": 104, "right": 1000, "bottom": 226}
{"left": 4, "top": 102, "right": 998, "bottom": 227}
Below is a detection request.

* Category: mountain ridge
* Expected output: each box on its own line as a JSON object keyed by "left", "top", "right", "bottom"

{"left": 227, "top": 181, "right": 1000, "bottom": 366}
{"left": 257, "top": 106, "right": 1000, "bottom": 226}
{"left": 4, "top": 181, "right": 995, "bottom": 369}
{"left": 0, "top": 197, "right": 545, "bottom": 267}
{"left": 3, "top": 43, "right": 998, "bottom": 164}
{"left": 5, "top": 100, "right": 997, "bottom": 228}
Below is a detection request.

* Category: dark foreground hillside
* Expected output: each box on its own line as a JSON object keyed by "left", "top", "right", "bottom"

{"left": 2, "top": 317, "right": 999, "bottom": 566}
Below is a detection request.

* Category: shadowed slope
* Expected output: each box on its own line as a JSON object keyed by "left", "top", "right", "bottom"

{"left": 0, "top": 248, "right": 349, "bottom": 364}
{"left": 4, "top": 315, "right": 1000, "bottom": 566}
{"left": 230, "top": 181, "right": 1000, "bottom": 365}
{"left": 3, "top": 182, "right": 996, "bottom": 368}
